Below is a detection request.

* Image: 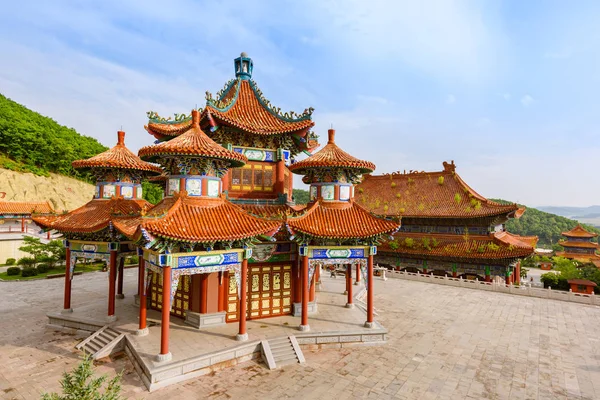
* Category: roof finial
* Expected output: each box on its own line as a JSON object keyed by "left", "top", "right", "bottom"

{"left": 192, "top": 109, "right": 200, "bottom": 125}
{"left": 117, "top": 130, "right": 125, "bottom": 146}
{"left": 328, "top": 128, "right": 335, "bottom": 144}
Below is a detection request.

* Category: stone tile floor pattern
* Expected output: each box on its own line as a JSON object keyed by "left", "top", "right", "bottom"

{"left": 1, "top": 270, "right": 600, "bottom": 399}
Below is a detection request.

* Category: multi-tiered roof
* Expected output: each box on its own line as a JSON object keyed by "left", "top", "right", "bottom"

{"left": 130, "top": 110, "right": 281, "bottom": 248}
{"left": 287, "top": 129, "right": 400, "bottom": 243}
{"left": 145, "top": 53, "right": 317, "bottom": 156}
{"left": 556, "top": 224, "right": 600, "bottom": 267}
{"left": 33, "top": 131, "right": 160, "bottom": 237}
{"left": 356, "top": 161, "right": 535, "bottom": 265}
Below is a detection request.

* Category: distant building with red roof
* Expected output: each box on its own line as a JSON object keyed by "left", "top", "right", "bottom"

{"left": 556, "top": 224, "right": 600, "bottom": 267}
{"left": 355, "top": 161, "right": 537, "bottom": 283}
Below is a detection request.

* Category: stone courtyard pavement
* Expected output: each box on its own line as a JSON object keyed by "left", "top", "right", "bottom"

{"left": 1, "top": 270, "right": 600, "bottom": 399}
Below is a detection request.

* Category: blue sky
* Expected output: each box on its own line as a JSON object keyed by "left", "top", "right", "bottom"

{"left": 1, "top": 0, "right": 599, "bottom": 207}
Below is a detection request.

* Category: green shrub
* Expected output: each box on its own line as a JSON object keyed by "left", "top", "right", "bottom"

{"left": 128, "top": 255, "right": 139, "bottom": 265}
{"left": 21, "top": 267, "right": 38, "bottom": 277}
{"left": 17, "top": 257, "right": 36, "bottom": 267}
{"left": 6, "top": 266, "right": 21, "bottom": 276}
{"left": 36, "top": 263, "right": 50, "bottom": 273}
{"left": 5, "top": 258, "right": 16, "bottom": 265}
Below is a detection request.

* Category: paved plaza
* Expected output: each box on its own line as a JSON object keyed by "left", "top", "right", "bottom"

{"left": 1, "top": 270, "right": 600, "bottom": 399}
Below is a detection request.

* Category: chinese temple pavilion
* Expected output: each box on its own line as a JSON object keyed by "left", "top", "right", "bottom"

{"left": 33, "top": 131, "right": 161, "bottom": 320}
{"left": 287, "top": 128, "right": 400, "bottom": 328}
{"left": 556, "top": 224, "right": 600, "bottom": 267}
{"left": 356, "top": 161, "right": 537, "bottom": 283}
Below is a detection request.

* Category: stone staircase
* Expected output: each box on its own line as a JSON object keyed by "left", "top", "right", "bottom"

{"left": 75, "top": 325, "right": 125, "bottom": 360}
{"left": 261, "top": 336, "right": 305, "bottom": 370}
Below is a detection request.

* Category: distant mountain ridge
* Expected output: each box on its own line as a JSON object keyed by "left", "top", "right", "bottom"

{"left": 537, "top": 205, "right": 600, "bottom": 228}
{"left": 491, "top": 199, "right": 600, "bottom": 246}
{"left": 0, "top": 93, "right": 107, "bottom": 177}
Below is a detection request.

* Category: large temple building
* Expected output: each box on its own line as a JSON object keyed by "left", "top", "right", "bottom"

{"left": 34, "top": 53, "right": 398, "bottom": 363}
{"left": 556, "top": 224, "right": 600, "bottom": 267}
{"left": 355, "top": 161, "right": 537, "bottom": 283}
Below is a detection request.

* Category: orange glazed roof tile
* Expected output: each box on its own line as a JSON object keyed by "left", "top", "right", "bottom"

{"left": 380, "top": 231, "right": 535, "bottom": 260}
{"left": 32, "top": 198, "right": 152, "bottom": 234}
{"left": 237, "top": 204, "right": 305, "bottom": 220}
{"left": 138, "top": 192, "right": 281, "bottom": 243}
{"left": 286, "top": 200, "right": 400, "bottom": 240}
{"left": 205, "top": 79, "right": 314, "bottom": 136}
{"left": 555, "top": 251, "right": 600, "bottom": 262}
{"left": 289, "top": 129, "right": 376, "bottom": 174}
{"left": 139, "top": 110, "right": 247, "bottom": 167}
{"left": 559, "top": 240, "right": 600, "bottom": 249}
{"left": 0, "top": 201, "right": 54, "bottom": 215}
{"left": 561, "top": 224, "right": 598, "bottom": 238}
{"left": 72, "top": 131, "right": 162, "bottom": 174}
{"left": 355, "top": 161, "right": 520, "bottom": 219}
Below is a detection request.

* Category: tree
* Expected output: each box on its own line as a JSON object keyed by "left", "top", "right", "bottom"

{"left": 141, "top": 181, "right": 163, "bottom": 205}
{"left": 41, "top": 354, "right": 123, "bottom": 400}
{"left": 18, "top": 236, "right": 46, "bottom": 266}
{"left": 292, "top": 189, "right": 310, "bottom": 205}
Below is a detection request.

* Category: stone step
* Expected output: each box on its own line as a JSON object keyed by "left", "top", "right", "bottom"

{"left": 269, "top": 340, "right": 292, "bottom": 349}
{"left": 273, "top": 353, "right": 298, "bottom": 363}
{"left": 95, "top": 335, "right": 111, "bottom": 346}
{"left": 271, "top": 346, "right": 296, "bottom": 357}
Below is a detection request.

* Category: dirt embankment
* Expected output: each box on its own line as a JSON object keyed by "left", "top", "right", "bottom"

{"left": 0, "top": 168, "right": 94, "bottom": 211}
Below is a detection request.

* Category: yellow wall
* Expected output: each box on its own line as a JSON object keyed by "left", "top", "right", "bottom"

{"left": 0, "top": 238, "right": 28, "bottom": 264}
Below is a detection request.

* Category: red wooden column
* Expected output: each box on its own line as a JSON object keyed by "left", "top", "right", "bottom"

{"left": 309, "top": 266, "right": 316, "bottom": 302}
{"left": 137, "top": 257, "right": 148, "bottom": 336}
{"left": 157, "top": 266, "right": 172, "bottom": 361}
{"left": 116, "top": 256, "right": 125, "bottom": 299}
{"left": 21, "top": 217, "right": 25, "bottom": 232}
{"left": 365, "top": 254, "right": 375, "bottom": 328}
{"left": 63, "top": 246, "right": 72, "bottom": 313}
{"left": 514, "top": 262, "right": 521, "bottom": 285}
{"left": 299, "top": 255, "right": 310, "bottom": 331}
{"left": 293, "top": 259, "right": 302, "bottom": 304}
{"left": 275, "top": 157, "right": 285, "bottom": 194}
{"left": 107, "top": 250, "right": 117, "bottom": 321}
{"left": 200, "top": 274, "right": 208, "bottom": 314}
{"left": 346, "top": 265, "right": 353, "bottom": 308}
{"left": 355, "top": 264, "right": 361, "bottom": 285}
{"left": 236, "top": 258, "right": 249, "bottom": 341}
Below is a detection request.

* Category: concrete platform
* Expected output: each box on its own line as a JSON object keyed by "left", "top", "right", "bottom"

{"left": 46, "top": 273, "right": 386, "bottom": 391}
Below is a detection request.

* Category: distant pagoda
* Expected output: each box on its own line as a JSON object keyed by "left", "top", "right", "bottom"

{"left": 556, "top": 225, "right": 600, "bottom": 267}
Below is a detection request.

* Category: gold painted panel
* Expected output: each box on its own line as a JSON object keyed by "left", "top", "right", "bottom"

{"left": 251, "top": 312, "right": 259, "bottom": 317}
{"left": 283, "top": 307, "right": 290, "bottom": 313}
{"left": 283, "top": 290, "right": 291, "bottom": 296}
{"left": 283, "top": 298, "right": 290, "bottom": 306}
{"left": 252, "top": 300, "right": 259, "bottom": 309}
{"left": 229, "top": 277, "right": 237, "bottom": 294}
{"left": 284, "top": 265, "right": 291, "bottom": 270}
{"left": 283, "top": 272, "right": 291, "bottom": 289}
{"left": 273, "top": 273, "right": 281, "bottom": 290}
{"left": 262, "top": 274, "right": 270, "bottom": 291}
{"left": 252, "top": 274, "right": 259, "bottom": 292}
{"left": 273, "top": 298, "right": 280, "bottom": 307}
{"left": 228, "top": 303, "right": 236, "bottom": 312}
{"left": 262, "top": 309, "right": 270, "bottom": 315}
{"left": 262, "top": 299, "right": 270, "bottom": 308}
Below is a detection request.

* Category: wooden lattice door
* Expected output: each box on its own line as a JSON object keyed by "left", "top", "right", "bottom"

{"left": 226, "top": 265, "right": 293, "bottom": 322}
{"left": 149, "top": 272, "right": 190, "bottom": 318}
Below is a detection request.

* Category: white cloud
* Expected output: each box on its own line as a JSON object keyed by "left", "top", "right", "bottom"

{"left": 298, "top": 0, "right": 507, "bottom": 84}
{"left": 521, "top": 95, "right": 534, "bottom": 107}
{"left": 503, "top": 93, "right": 511, "bottom": 100}
{"left": 446, "top": 94, "right": 456, "bottom": 104}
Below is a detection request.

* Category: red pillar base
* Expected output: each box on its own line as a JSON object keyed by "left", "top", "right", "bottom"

{"left": 485, "top": 275, "right": 491, "bottom": 283}
{"left": 236, "top": 333, "right": 249, "bottom": 341}
{"left": 155, "top": 352, "right": 172, "bottom": 362}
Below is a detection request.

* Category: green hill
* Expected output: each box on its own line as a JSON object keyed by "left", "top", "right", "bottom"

{"left": 0, "top": 94, "right": 107, "bottom": 177}
{"left": 491, "top": 199, "right": 600, "bottom": 247}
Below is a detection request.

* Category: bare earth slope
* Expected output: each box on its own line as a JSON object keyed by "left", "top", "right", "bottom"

{"left": 0, "top": 168, "right": 93, "bottom": 211}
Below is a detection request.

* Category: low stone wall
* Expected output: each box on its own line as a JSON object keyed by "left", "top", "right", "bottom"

{"left": 387, "top": 270, "right": 599, "bottom": 306}
{"left": 131, "top": 326, "right": 387, "bottom": 391}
